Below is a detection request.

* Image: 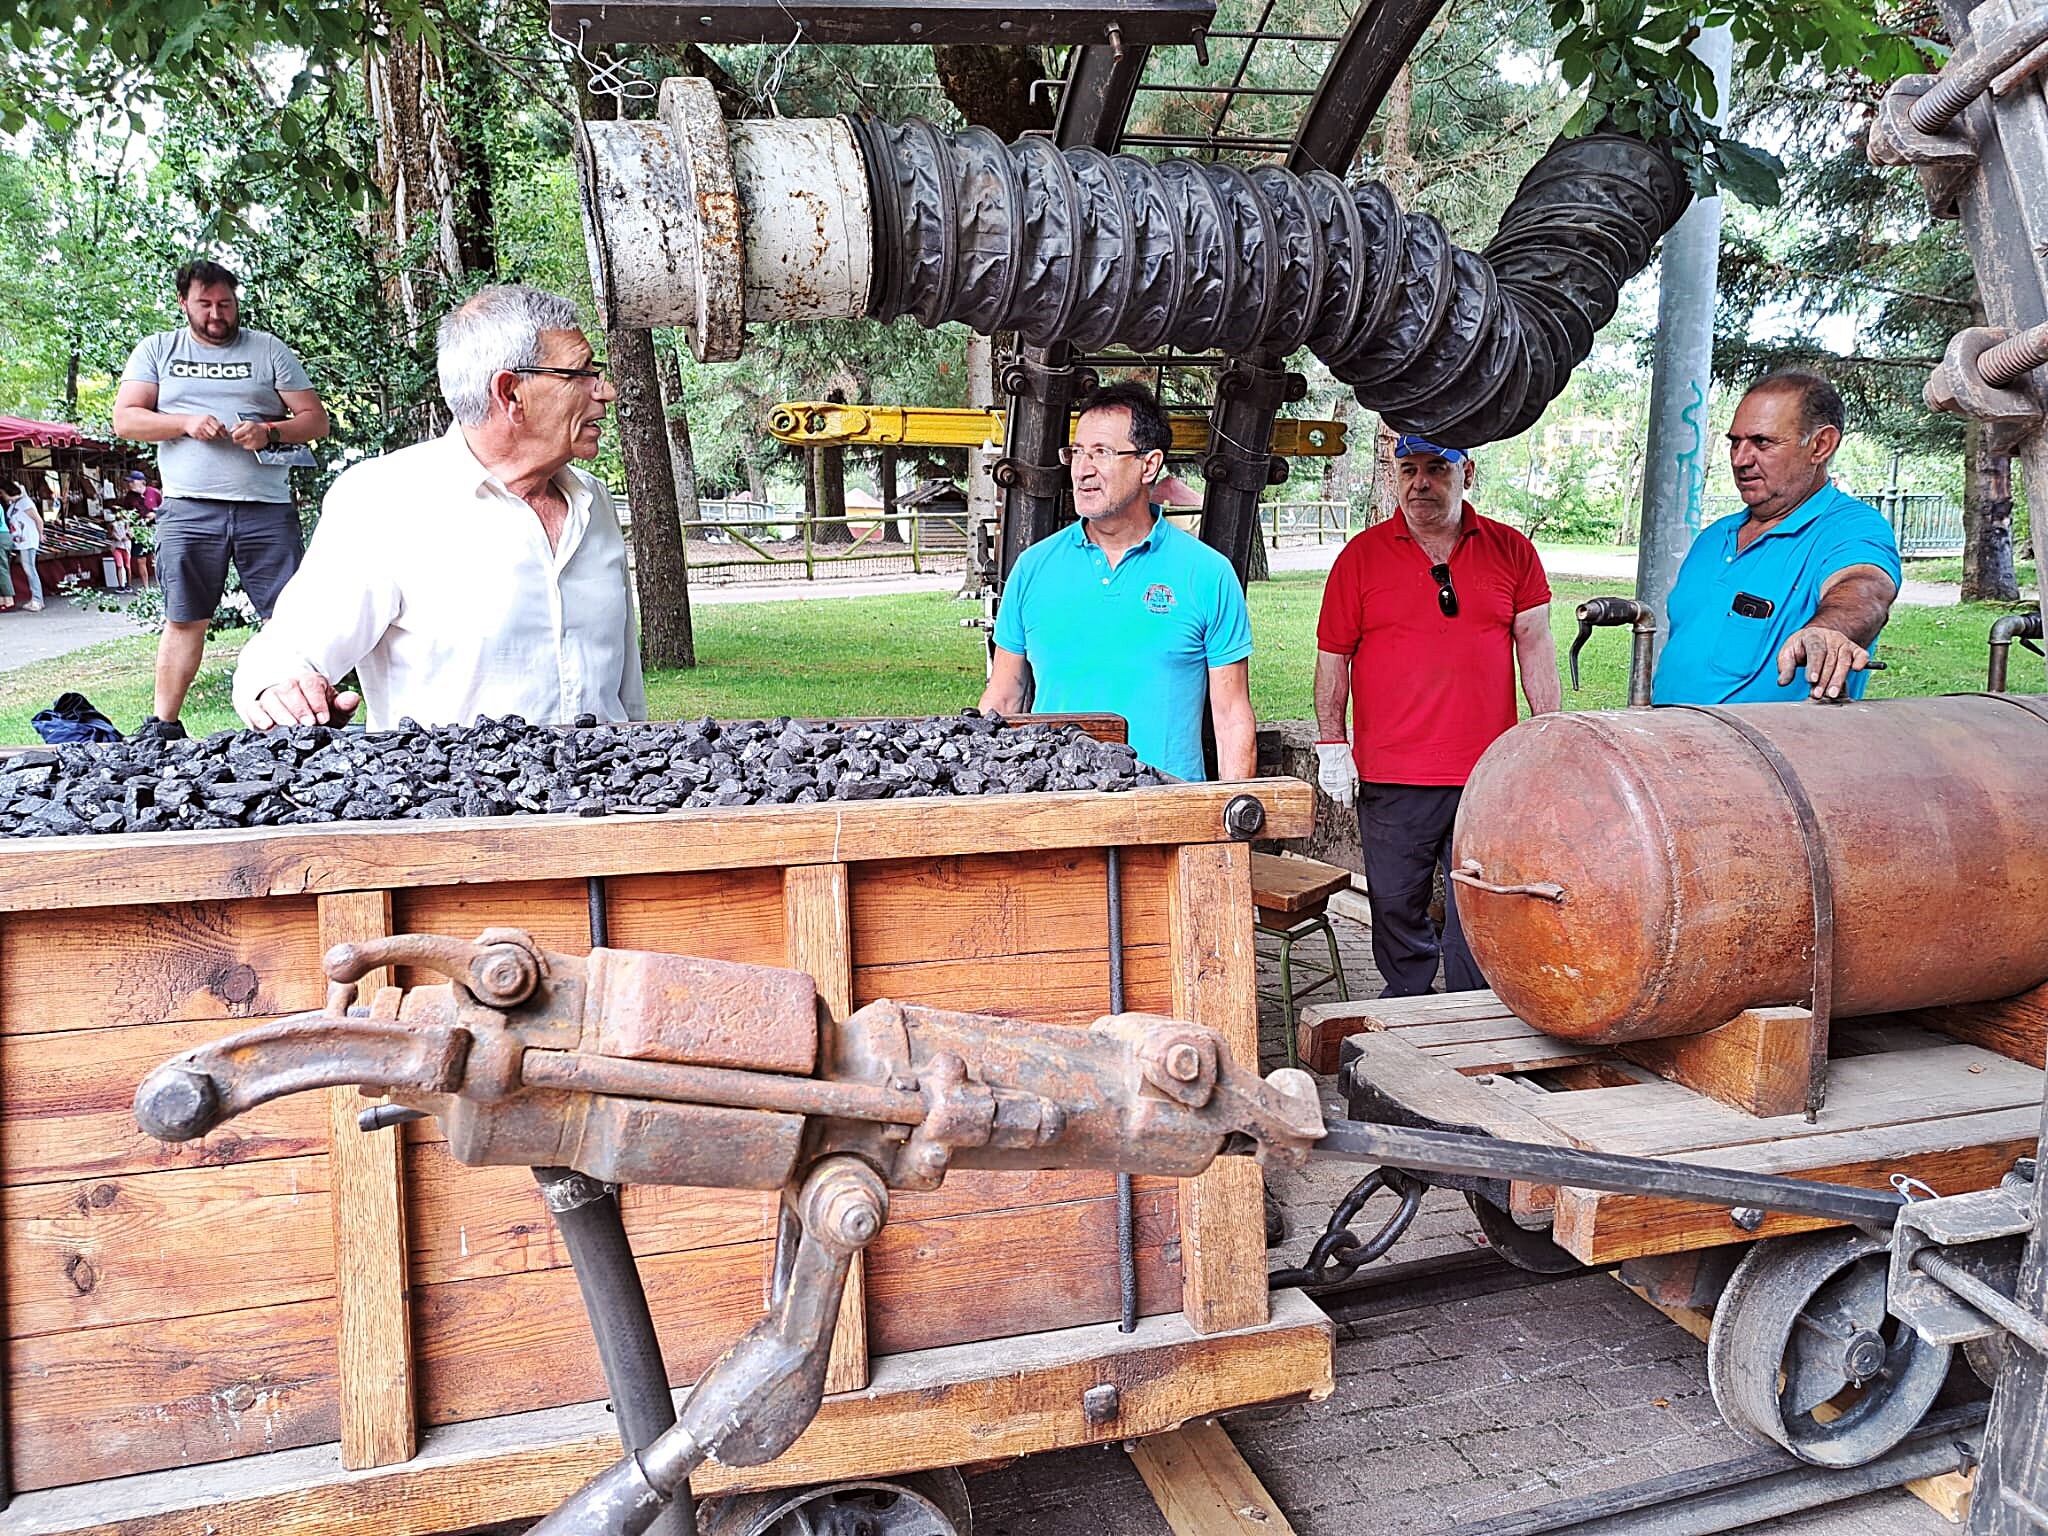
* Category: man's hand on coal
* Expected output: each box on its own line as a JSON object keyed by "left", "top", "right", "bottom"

{"left": 245, "top": 670, "right": 362, "bottom": 729}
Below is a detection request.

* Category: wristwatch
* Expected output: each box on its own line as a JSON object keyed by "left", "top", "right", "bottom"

{"left": 266, "top": 425, "right": 281, "bottom": 448}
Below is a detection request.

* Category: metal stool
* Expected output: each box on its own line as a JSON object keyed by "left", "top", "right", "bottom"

{"left": 1250, "top": 852, "right": 1353, "bottom": 1070}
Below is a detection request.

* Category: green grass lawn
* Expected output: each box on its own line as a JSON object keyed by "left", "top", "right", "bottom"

{"left": 0, "top": 572, "right": 2036, "bottom": 746}
{"left": 1902, "top": 556, "right": 2037, "bottom": 589}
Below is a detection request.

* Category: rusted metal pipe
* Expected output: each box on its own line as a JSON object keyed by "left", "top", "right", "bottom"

{"left": 1568, "top": 596, "right": 1657, "bottom": 706}
{"left": 1452, "top": 694, "right": 2048, "bottom": 1043}
{"left": 1989, "top": 610, "right": 2045, "bottom": 692}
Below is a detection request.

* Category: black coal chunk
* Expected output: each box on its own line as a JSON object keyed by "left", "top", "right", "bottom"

{"left": 0, "top": 712, "right": 1172, "bottom": 840}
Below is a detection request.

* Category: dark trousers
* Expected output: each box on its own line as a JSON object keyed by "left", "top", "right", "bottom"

{"left": 1358, "top": 782, "right": 1486, "bottom": 998}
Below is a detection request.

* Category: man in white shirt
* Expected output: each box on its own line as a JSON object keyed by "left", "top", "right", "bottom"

{"left": 234, "top": 286, "right": 646, "bottom": 730}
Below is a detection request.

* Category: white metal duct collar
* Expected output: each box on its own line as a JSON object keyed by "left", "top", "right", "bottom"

{"left": 579, "top": 77, "right": 874, "bottom": 359}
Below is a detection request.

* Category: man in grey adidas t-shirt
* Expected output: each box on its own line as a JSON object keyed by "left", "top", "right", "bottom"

{"left": 115, "top": 258, "right": 329, "bottom": 740}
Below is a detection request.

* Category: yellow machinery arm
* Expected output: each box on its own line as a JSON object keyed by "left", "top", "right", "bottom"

{"left": 767, "top": 401, "right": 1347, "bottom": 457}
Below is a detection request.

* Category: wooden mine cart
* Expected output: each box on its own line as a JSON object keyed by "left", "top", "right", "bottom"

{"left": 0, "top": 741, "right": 1330, "bottom": 1535}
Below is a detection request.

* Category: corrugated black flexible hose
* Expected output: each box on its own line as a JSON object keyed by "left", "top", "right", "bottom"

{"left": 847, "top": 119, "right": 1690, "bottom": 446}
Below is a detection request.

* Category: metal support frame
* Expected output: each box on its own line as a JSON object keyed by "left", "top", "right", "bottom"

{"left": 549, "top": 0, "right": 1214, "bottom": 47}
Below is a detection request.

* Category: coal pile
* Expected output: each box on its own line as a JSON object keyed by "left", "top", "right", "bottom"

{"left": 0, "top": 712, "right": 1168, "bottom": 839}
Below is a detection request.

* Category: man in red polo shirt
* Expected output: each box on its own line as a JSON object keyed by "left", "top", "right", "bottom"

{"left": 1313, "top": 436, "right": 1559, "bottom": 996}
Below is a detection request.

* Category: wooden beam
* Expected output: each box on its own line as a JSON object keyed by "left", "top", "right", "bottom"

{"left": 783, "top": 864, "right": 867, "bottom": 1395}
{"left": 0, "top": 781, "right": 1314, "bottom": 915}
{"left": 1895, "top": 982, "right": 2048, "bottom": 1067}
{"left": 3, "top": 1292, "right": 1333, "bottom": 1536}
{"left": 1130, "top": 1420, "right": 1296, "bottom": 1534}
{"left": 1169, "top": 841, "right": 1267, "bottom": 1335}
{"left": 317, "top": 891, "right": 417, "bottom": 1470}
{"left": 1553, "top": 1109, "right": 2042, "bottom": 1263}
{"left": 1617, "top": 1007, "right": 1818, "bottom": 1118}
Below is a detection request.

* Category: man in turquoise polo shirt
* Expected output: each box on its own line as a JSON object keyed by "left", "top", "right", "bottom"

{"left": 978, "top": 380, "right": 1255, "bottom": 780}
{"left": 1655, "top": 370, "right": 1901, "bottom": 705}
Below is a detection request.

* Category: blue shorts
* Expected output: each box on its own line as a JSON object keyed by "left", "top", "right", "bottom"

{"left": 155, "top": 497, "right": 303, "bottom": 622}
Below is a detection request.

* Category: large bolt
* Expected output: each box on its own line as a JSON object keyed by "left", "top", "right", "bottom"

{"left": 1844, "top": 1329, "right": 1888, "bottom": 1383}
{"left": 472, "top": 945, "right": 539, "bottom": 1007}
{"left": 134, "top": 1066, "right": 221, "bottom": 1143}
{"left": 1163, "top": 1042, "right": 1204, "bottom": 1083}
{"left": 1979, "top": 321, "right": 2048, "bottom": 389}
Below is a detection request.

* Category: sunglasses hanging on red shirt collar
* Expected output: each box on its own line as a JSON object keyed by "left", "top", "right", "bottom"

{"left": 1430, "top": 562, "right": 1459, "bottom": 617}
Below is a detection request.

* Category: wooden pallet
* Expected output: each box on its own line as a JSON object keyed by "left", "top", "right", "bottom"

{"left": 1330, "top": 990, "right": 2045, "bottom": 1266}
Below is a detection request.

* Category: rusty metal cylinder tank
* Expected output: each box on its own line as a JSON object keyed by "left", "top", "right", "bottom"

{"left": 1450, "top": 694, "right": 2048, "bottom": 1043}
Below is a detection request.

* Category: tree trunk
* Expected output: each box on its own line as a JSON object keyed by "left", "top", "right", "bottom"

{"left": 1369, "top": 420, "right": 1401, "bottom": 525}
{"left": 63, "top": 348, "right": 79, "bottom": 421}
{"left": 879, "top": 446, "right": 904, "bottom": 543}
{"left": 364, "top": 36, "right": 474, "bottom": 338}
{"left": 611, "top": 326, "right": 695, "bottom": 668}
{"left": 933, "top": 46, "right": 1057, "bottom": 141}
{"left": 1381, "top": 64, "right": 1414, "bottom": 196}
{"left": 1963, "top": 417, "right": 2021, "bottom": 603}
{"left": 812, "top": 389, "right": 853, "bottom": 543}
{"left": 1246, "top": 514, "right": 1271, "bottom": 581}
{"left": 652, "top": 336, "right": 701, "bottom": 667}
{"left": 814, "top": 441, "right": 852, "bottom": 542}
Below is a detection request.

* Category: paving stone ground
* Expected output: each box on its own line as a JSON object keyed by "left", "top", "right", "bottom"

{"left": 961, "top": 909, "right": 1951, "bottom": 1536}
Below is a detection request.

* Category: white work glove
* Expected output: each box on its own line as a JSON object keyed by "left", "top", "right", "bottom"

{"left": 1314, "top": 741, "right": 1358, "bottom": 805}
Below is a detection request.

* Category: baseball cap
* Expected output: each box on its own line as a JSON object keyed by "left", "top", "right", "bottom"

{"left": 127, "top": 469, "right": 146, "bottom": 480}
{"left": 1393, "top": 434, "right": 1469, "bottom": 464}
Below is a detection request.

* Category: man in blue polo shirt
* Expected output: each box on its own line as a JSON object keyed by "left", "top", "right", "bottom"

{"left": 978, "top": 380, "right": 1255, "bottom": 780}
{"left": 1654, "top": 371, "right": 1901, "bottom": 705}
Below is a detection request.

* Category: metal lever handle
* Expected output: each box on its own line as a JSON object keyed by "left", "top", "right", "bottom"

{"left": 1569, "top": 597, "right": 1656, "bottom": 703}
{"left": 1448, "top": 860, "right": 1565, "bottom": 902}
{"left": 325, "top": 930, "right": 546, "bottom": 1008}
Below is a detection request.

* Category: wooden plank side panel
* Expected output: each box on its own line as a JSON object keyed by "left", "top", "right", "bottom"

{"left": 853, "top": 946, "right": 1175, "bottom": 1023}
{"left": 405, "top": 1149, "right": 774, "bottom": 1285}
{"left": 9, "top": 1297, "right": 341, "bottom": 1490}
{"left": 318, "top": 890, "right": 416, "bottom": 1471}
{"left": 0, "top": 898, "right": 325, "bottom": 1034}
{"left": 1169, "top": 841, "right": 1266, "bottom": 1335}
{"left": 4, "top": 1156, "right": 333, "bottom": 1338}
{"left": 850, "top": 846, "right": 1172, "bottom": 967}
{"left": 3, "top": 1016, "right": 328, "bottom": 1186}
{"left": 414, "top": 1243, "right": 775, "bottom": 1427}
{"left": 864, "top": 1186, "right": 1182, "bottom": 1355}
{"left": 0, "top": 781, "right": 1315, "bottom": 915}
{"left": 5, "top": 1293, "right": 1334, "bottom": 1536}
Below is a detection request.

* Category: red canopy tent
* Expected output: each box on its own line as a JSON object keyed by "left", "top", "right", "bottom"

{"left": 0, "top": 416, "right": 102, "bottom": 452}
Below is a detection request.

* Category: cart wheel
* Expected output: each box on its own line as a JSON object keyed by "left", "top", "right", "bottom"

{"left": 1964, "top": 1332, "right": 2010, "bottom": 1389}
{"left": 697, "top": 1469, "right": 974, "bottom": 1536}
{"left": 1707, "top": 1229, "right": 1951, "bottom": 1467}
{"left": 1464, "top": 1191, "right": 1582, "bottom": 1275}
